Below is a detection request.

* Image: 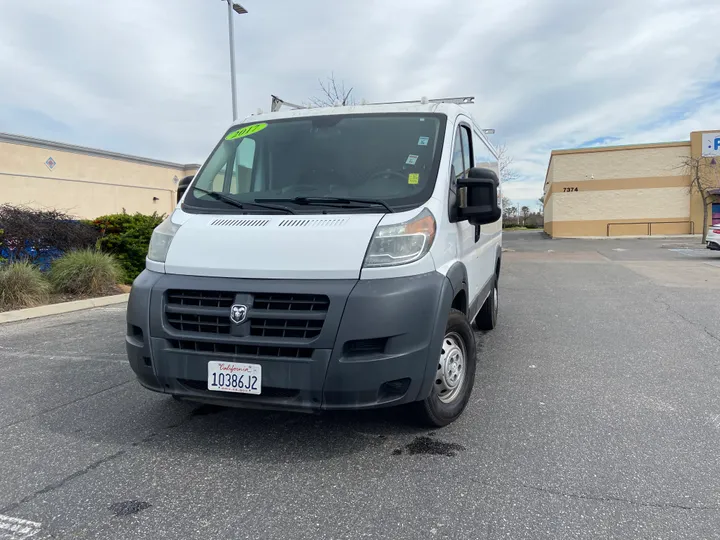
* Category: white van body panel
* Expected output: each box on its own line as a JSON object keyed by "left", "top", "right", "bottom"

{"left": 163, "top": 211, "right": 384, "bottom": 280}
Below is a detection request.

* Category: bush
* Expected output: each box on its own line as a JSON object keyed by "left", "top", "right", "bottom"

{"left": 49, "top": 250, "right": 122, "bottom": 296}
{"left": 92, "top": 212, "right": 164, "bottom": 283}
{"left": 0, "top": 205, "right": 100, "bottom": 270}
{"left": 0, "top": 262, "right": 50, "bottom": 310}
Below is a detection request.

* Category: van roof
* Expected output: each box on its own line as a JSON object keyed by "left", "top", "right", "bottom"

{"left": 235, "top": 102, "right": 474, "bottom": 127}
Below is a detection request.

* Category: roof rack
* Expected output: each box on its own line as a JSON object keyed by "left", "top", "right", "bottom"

{"left": 269, "top": 95, "right": 474, "bottom": 112}
{"left": 270, "top": 95, "right": 307, "bottom": 112}
{"left": 367, "top": 96, "right": 475, "bottom": 106}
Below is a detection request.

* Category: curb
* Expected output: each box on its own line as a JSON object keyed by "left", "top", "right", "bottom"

{"left": 0, "top": 293, "right": 129, "bottom": 325}
{"left": 555, "top": 234, "right": 703, "bottom": 240}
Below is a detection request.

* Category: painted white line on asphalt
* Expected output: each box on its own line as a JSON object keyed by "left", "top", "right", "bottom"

{"left": 0, "top": 514, "right": 42, "bottom": 539}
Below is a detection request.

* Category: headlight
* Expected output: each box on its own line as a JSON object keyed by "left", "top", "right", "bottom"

{"left": 147, "top": 217, "right": 180, "bottom": 263}
{"left": 363, "top": 208, "right": 436, "bottom": 268}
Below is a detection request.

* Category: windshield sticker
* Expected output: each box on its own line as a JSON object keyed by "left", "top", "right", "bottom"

{"left": 406, "top": 154, "right": 419, "bottom": 165}
{"left": 225, "top": 123, "right": 268, "bottom": 140}
{"left": 408, "top": 173, "right": 419, "bottom": 185}
{"left": 417, "top": 136, "right": 429, "bottom": 146}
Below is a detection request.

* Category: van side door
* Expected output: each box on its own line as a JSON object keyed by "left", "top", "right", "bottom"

{"left": 450, "top": 121, "right": 482, "bottom": 308}
{"left": 471, "top": 129, "right": 501, "bottom": 296}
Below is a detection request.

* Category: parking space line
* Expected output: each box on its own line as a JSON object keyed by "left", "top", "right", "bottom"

{"left": 0, "top": 514, "right": 41, "bottom": 539}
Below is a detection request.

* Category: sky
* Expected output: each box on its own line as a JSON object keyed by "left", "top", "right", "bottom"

{"left": 2, "top": 0, "right": 719, "bottom": 211}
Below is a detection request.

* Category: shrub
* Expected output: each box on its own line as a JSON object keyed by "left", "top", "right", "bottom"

{"left": 49, "top": 250, "right": 122, "bottom": 296}
{"left": 0, "top": 262, "right": 50, "bottom": 310}
{"left": 0, "top": 205, "right": 100, "bottom": 270}
{"left": 92, "top": 212, "right": 164, "bottom": 283}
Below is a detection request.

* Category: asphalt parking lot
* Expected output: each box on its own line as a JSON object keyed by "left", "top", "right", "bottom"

{"left": 1, "top": 231, "right": 719, "bottom": 539}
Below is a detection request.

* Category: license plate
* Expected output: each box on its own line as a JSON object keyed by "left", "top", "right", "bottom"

{"left": 207, "top": 361, "right": 261, "bottom": 395}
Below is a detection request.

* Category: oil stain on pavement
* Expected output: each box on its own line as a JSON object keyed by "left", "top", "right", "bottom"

{"left": 392, "top": 435, "right": 466, "bottom": 457}
{"left": 109, "top": 501, "right": 151, "bottom": 517}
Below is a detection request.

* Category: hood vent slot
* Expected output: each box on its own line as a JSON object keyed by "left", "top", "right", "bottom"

{"left": 210, "top": 218, "right": 271, "bottom": 227}
{"left": 277, "top": 218, "right": 348, "bottom": 228}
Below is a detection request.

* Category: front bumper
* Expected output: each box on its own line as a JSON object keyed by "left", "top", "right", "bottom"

{"left": 126, "top": 269, "right": 453, "bottom": 411}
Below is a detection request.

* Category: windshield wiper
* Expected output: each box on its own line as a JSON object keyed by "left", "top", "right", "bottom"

{"left": 255, "top": 196, "right": 394, "bottom": 213}
{"left": 189, "top": 186, "right": 295, "bottom": 214}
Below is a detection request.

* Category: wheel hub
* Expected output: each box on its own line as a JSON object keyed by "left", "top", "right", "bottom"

{"left": 435, "top": 332, "right": 467, "bottom": 404}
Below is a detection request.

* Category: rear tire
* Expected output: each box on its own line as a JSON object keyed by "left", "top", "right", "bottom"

{"left": 414, "top": 309, "right": 477, "bottom": 427}
{"left": 475, "top": 276, "right": 498, "bottom": 331}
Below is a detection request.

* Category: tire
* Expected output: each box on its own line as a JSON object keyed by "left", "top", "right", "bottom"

{"left": 414, "top": 309, "right": 477, "bottom": 427}
{"left": 475, "top": 276, "right": 498, "bottom": 331}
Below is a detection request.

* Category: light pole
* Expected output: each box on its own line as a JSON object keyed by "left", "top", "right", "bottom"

{"left": 222, "top": 0, "right": 247, "bottom": 120}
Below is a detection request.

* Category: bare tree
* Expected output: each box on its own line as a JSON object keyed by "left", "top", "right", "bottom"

{"left": 680, "top": 155, "right": 719, "bottom": 242}
{"left": 501, "top": 196, "right": 512, "bottom": 211}
{"left": 496, "top": 144, "right": 519, "bottom": 183}
{"left": 537, "top": 197, "right": 544, "bottom": 215}
{"left": 521, "top": 205, "right": 530, "bottom": 225}
{"left": 503, "top": 205, "right": 519, "bottom": 223}
{"left": 308, "top": 72, "right": 355, "bottom": 107}
{"left": 501, "top": 196, "right": 514, "bottom": 221}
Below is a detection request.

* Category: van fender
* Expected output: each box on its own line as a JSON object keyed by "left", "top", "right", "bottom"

{"left": 415, "top": 275, "right": 456, "bottom": 401}
{"left": 445, "top": 261, "right": 469, "bottom": 306}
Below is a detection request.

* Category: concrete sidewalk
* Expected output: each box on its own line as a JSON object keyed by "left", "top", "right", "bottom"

{"left": 0, "top": 293, "right": 129, "bottom": 324}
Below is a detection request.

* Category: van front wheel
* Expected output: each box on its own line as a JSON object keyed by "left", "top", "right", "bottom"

{"left": 415, "top": 309, "right": 477, "bottom": 427}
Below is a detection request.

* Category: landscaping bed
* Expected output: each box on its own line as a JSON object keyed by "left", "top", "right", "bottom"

{"left": 0, "top": 205, "right": 161, "bottom": 313}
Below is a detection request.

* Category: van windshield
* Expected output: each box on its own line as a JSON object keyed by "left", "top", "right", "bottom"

{"left": 184, "top": 113, "right": 447, "bottom": 213}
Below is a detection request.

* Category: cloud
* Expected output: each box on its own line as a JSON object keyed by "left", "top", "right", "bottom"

{"left": 1, "top": 0, "right": 719, "bottom": 201}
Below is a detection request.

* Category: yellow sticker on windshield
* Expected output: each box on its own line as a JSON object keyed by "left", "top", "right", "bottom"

{"left": 225, "top": 123, "right": 268, "bottom": 140}
{"left": 408, "top": 173, "right": 419, "bottom": 185}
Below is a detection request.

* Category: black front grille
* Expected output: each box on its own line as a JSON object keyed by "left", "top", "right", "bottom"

{"left": 165, "top": 290, "right": 329, "bottom": 340}
{"left": 169, "top": 339, "right": 313, "bottom": 359}
{"left": 253, "top": 293, "right": 329, "bottom": 312}
{"left": 250, "top": 318, "right": 324, "bottom": 339}
{"left": 167, "top": 290, "right": 235, "bottom": 308}
{"left": 166, "top": 313, "right": 230, "bottom": 334}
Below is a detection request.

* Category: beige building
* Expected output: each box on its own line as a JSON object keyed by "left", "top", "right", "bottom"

{"left": 543, "top": 130, "right": 720, "bottom": 237}
{"left": 1, "top": 133, "right": 199, "bottom": 219}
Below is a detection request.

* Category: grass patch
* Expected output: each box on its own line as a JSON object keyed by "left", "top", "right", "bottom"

{"left": 0, "top": 262, "right": 50, "bottom": 310}
{"left": 49, "top": 249, "right": 122, "bottom": 296}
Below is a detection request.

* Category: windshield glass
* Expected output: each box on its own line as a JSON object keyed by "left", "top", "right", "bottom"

{"left": 184, "top": 113, "right": 446, "bottom": 213}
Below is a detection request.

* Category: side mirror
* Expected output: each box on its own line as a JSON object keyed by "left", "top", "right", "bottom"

{"left": 177, "top": 176, "right": 194, "bottom": 203}
{"left": 457, "top": 167, "right": 501, "bottom": 225}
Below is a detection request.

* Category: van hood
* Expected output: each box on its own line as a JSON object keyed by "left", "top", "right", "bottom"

{"left": 163, "top": 213, "right": 384, "bottom": 279}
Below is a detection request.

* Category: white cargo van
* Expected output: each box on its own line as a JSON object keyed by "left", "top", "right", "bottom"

{"left": 126, "top": 97, "right": 502, "bottom": 426}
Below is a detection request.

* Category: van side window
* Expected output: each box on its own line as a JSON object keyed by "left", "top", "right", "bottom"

{"left": 471, "top": 132, "right": 499, "bottom": 178}
{"left": 472, "top": 131, "right": 501, "bottom": 206}
{"left": 451, "top": 128, "right": 465, "bottom": 179}
{"left": 452, "top": 125, "right": 472, "bottom": 179}
{"left": 460, "top": 126, "right": 472, "bottom": 176}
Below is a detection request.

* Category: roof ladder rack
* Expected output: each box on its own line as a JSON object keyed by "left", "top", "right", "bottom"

{"left": 270, "top": 95, "right": 308, "bottom": 112}
{"left": 367, "top": 96, "right": 475, "bottom": 106}
{"left": 269, "top": 94, "right": 475, "bottom": 112}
